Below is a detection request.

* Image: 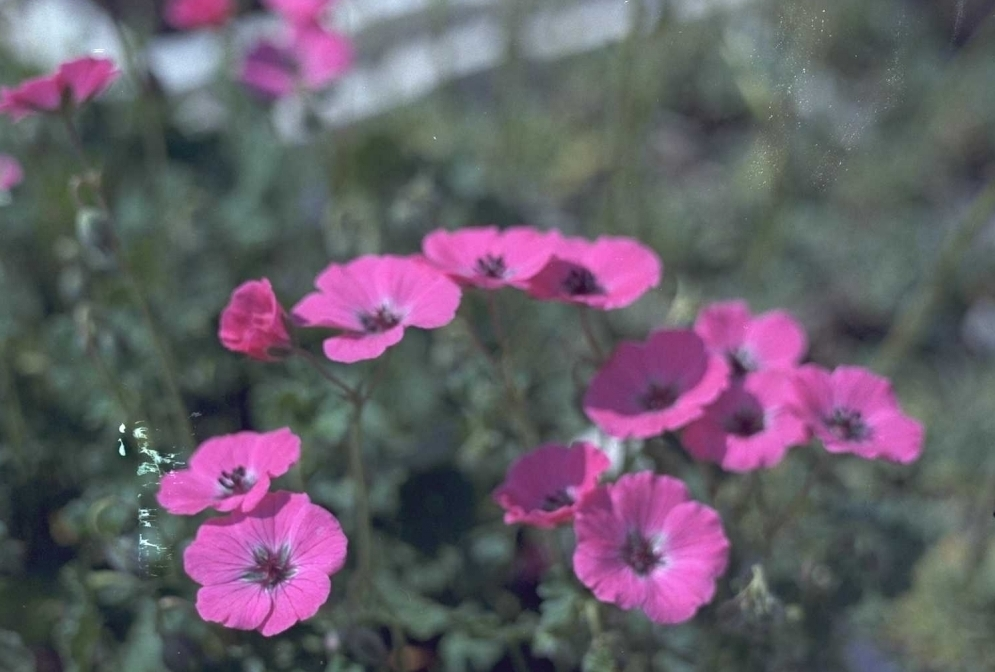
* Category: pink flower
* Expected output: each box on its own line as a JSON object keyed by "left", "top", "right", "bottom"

{"left": 165, "top": 0, "right": 234, "bottom": 30}
{"left": 525, "top": 235, "right": 661, "bottom": 310}
{"left": 0, "top": 57, "right": 119, "bottom": 122}
{"left": 157, "top": 428, "right": 301, "bottom": 515}
{"left": 573, "top": 472, "right": 730, "bottom": 624}
{"left": 0, "top": 154, "right": 23, "bottom": 192}
{"left": 183, "top": 491, "right": 347, "bottom": 636}
{"left": 792, "top": 365, "right": 924, "bottom": 464}
{"left": 219, "top": 278, "right": 292, "bottom": 361}
{"left": 492, "top": 442, "right": 611, "bottom": 528}
{"left": 694, "top": 300, "right": 807, "bottom": 377}
{"left": 292, "top": 255, "right": 462, "bottom": 363}
{"left": 422, "top": 226, "right": 559, "bottom": 290}
{"left": 240, "top": 27, "right": 352, "bottom": 98}
{"left": 583, "top": 330, "right": 729, "bottom": 439}
{"left": 264, "top": 0, "right": 333, "bottom": 25}
{"left": 681, "top": 371, "right": 808, "bottom": 471}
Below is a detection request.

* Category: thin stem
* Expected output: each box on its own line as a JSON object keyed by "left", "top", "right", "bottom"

{"left": 507, "top": 641, "right": 530, "bottom": 672}
{"left": 578, "top": 307, "right": 606, "bottom": 364}
{"left": 484, "top": 294, "right": 540, "bottom": 446}
{"left": 0, "top": 352, "right": 33, "bottom": 473}
{"left": 62, "top": 114, "right": 194, "bottom": 446}
{"left": 348, "top": 398, "right": 374, "bottom": 603}
{"left": 293, "top": 347, "right": 355, "bottom": 399}
{"left": 877, "top": 175, "right": 995, "bottom": 373}
{"left": 762, "top": 458, "right": 823, "bottom": 554}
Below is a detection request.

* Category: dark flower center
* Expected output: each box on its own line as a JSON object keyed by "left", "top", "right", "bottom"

{"left": 218, "top": 465, "right": 253, "bottom": 495}
{"left": 727, "top": 348, "right": 757, "bottom": 378}
{"left": 359, "top": 305, "right": 402, "bottom": 333}
{"left": 474, "top": 254, "right": 507, "bottom": 279}
{"left": 539, "top": 489, "right": 575, "bottom": 512}
{"left": 724, "top": 408, "right": 765, "bottom": 437}
{"left": 825, "top": 407, "right": 871, "bottom": 442}
{"left": 621, "top": 530, "right": 663, "bottom": 576}
{"left": 244, "top": 545, "right": 295, "bottom": 589}
{"left": 641, "top": 383, "right": 679, "bottom": 411}
{"left": 562, "top": 267, "right": 604, "bottom": 296}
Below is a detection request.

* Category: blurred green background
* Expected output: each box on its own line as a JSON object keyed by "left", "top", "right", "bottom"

{"left": 1, "top": 0, "right": 994, "bottom": 670}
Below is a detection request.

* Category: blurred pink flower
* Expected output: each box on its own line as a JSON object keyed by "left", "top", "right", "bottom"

{"left": 694, "top": 300, "right": 807, "bottom": 378}
{"left": 293, "top": 24, "right": 353, "bottom": 89}
{"left": 573, "top": 472, "right": 729, "bottom": 624}
{"left": 264, "top": 0, "right": 333, "bottom": 25}
{"left": 792, "top": 365, "right": 923, "bottom": 464}
{"left": 219, "top": 278, "right": 292, "bottom": 361}
{"left": 0, "top": 57, "right": 119, "bottom": 121}
{"left": 422, "top": 226, "right": 559, "bottom": 290}
{"left": 293, "top": 255, "right": 462, "bottom": 363}
{"left": 583, "top": 329, "right": 729, "bottom": 439}
{"left": 184, "top": 491, "right": 347, "bottom": 636}
{"left": 681, "top": 371, "right": 808, "bottom": 471}
{"left": 492, "top": 442, "right": 611, "bottom": 528}
{"left": 165, "top": 0, "right": 234, "bottom": 30}
{"left": 0, "top": 154, "right": 23, "bottom": 191}
{"left": 525, "top": 234, "right": 661, "bottom": 309}
{"left": 157, "top": 428, "right": 301, "bottom": 515}
{"left": 241, "top": 0, "right": 352, "bottom": 99}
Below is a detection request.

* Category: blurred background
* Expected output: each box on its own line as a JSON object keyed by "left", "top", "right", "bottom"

{"left": 1, "top": 0, "right": 994, "bottom": 670}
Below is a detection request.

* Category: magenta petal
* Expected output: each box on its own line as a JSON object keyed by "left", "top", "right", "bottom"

{"left": 196, "top": 582, "right": 273, "bottom": 632}
{"left": 57, "top": 57, "right": 119, "bottom": 105}
{"left": 322, "top": 326, "right": 405, "bottom": 363}
{"left": 261, "top": 570, "right": 332, "bottom": 636}
{"left": 157, "top": 470, "right": 218, "bottom": 515}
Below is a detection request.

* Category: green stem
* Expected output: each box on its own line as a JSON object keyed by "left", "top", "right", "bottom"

{"left": 348, "top": 397, "right": 374, "bottom": 603}
{"left": 62, "top": 114, "right": 194, "bottom": 446}
{"left": 877, "top": 176, "right": 995, "bottom": 373}
{"left": 579, "top": 307, "right": 606, "bottom": 364}
{"left": 293, "top": 347, "right": 355, "bottom": 399}
{"left": 484, "top": 294, "right": 540, "bottom": 446}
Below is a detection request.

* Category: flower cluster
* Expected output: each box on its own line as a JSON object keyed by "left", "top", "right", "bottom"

{"left": 240, "top": 0, "right": 353, "bottom": 99}
{"left": 212, "top": 224, "right": 921, "bottom": 632}
{"left": 164, "top": 0, "right": 234, "bottom": 30}
{"left": 156, "top": 428, "right": 347, "bottom": 636}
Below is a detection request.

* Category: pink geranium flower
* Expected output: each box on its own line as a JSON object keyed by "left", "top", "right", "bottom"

{"left": 792, "top": 365, "right": 924, "bottom": 464}
{"left": 165, "top": 0, "right": 234, "bottom": 30}
{"left": 694, "top": 300, "right": 807, "bottom": 378}
{"left": 0, "top": 57, "right": 118, "bottom": 121}
{"left": 240, "top": 28, "right": 352, "bottom": 98}
{"left": 219, "top": 278, "right": 292, "bottom": 361}
{"left": 681, "top": 371, "right": 808, "bottom": 471}
{"left": 525, "top": 235, "right": 661, "bottom": 310}
{"left": 422, "top": 226, "right": 559, "bottom": 290}
{"left": 157, "top": 428, "right": 301, "bottom": 515}
{"left": 583, "top": 330, "right": 729, "bottom": 439}
{"left": 492, "top": 442, "right": 611, "bottom": 528}
{"left": 183, "top": 491, "right": 347, "bottom": 636}
{"left": 292, "top": 255, "right": 462, "bottom": 363}
{"left": 573, "top": 472, "right": 730, "bottom": 624}
{"left": 0, "top": 154, "right": 23, "bottom": 192}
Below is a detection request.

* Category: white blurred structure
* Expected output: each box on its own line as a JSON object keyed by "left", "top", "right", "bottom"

{"left": 0, "top": 0, "right": 740, "bottom": 129}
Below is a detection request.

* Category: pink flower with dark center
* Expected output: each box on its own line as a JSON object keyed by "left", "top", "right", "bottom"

{"left": 183, "top": 491, "right": 347, "bottom": 636}
{"left": 292, "top": 255, "right": 462, "bottom": 363}
{"left": 681, "top": 371, "right": 808, "bottom": 471}
{"left": 583, "top": 329, "right": 729, "bottom": 439}
{"left": 157, "top": 428, "right": 301, "bottom": 515}
{"left": 240, "top": 26, "right": 352, "bottom": 99}
{"left": 694, "top": 300, "right": 807, "bottom": 378}
{"left": 525, "top": 235, "right": 661, "bottom": 310}
{"left": 219, "top": 278, "right": 292, "bottom": 361}
{"left": 0, "top": 154, "right": 23, "bottom": 192}
{"left": 573, "top": 472, "right": 730, "bottom": 624}
{"left": 0, "top": 57, "right": 119, "bottom": 122}
{"left": 165, "top": 0, "right": 234, "bottom": 30}
{"left": 422, "top": 226, "right": 559, "bottom": 290}
{"left": 792, "top": 365, "right": 923, "bottom": 464}
{"left": 492, "top": 442, "right": 611, "bottom": 528}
